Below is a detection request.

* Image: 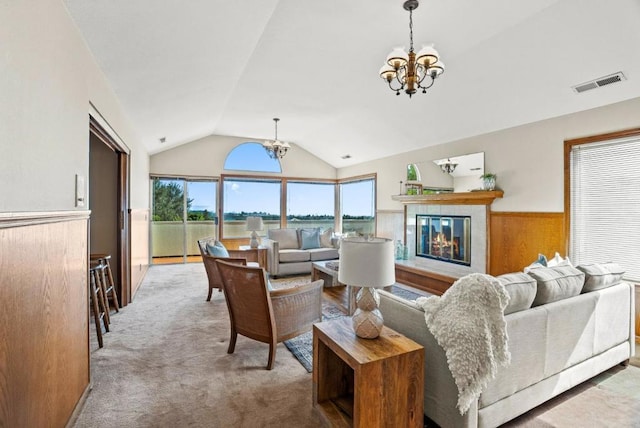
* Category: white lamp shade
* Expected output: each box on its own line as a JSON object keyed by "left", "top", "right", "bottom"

{"left": 416, "top": 44, "right": 440, "bottom": 66}
{"left": 379, "top": 63, "right": 397, "bottom": 81}
{"left": 245, "top": 216, "right": 264, "bottom": 231}
{"left": 386, "top": 47, "right": 408, "bottom": 69}
{"left": 338, "top": 237, "right": 395, "bottom": 288}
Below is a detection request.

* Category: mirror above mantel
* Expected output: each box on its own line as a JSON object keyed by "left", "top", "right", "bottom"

{"left": 407, "top": 152, "right": 485, "bottom": 193}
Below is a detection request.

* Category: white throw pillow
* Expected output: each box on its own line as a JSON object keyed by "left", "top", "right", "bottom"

{"left": 320, "top": 228, "right": 333, "bottom": 248}
{"left": 267, "top": 228, "right": 299, "bottom": 249}
{"left": 577, "top": 263, "right": 625, "bottom": 292}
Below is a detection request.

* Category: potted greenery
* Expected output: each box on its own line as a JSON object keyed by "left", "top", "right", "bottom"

{"left": 480, "top": 173, "right": 497, "bottom": 191}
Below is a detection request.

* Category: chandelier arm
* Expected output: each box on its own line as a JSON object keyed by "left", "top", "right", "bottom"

{"left": 418, "top": 74, "right": 436, "bottom": 90}
{"left": 387, "top": 76, "right": 404, "bottom": 92}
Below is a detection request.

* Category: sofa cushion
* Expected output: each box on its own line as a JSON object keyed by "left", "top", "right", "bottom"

{"left": 268, "top": 228, "right": 299, "bottom": 249}
{"left": 308, "top": 247, "right": 339, "bottom": 261}
{"left": 576, "top": 263, "right": 625, "bottom": 292}
{"left": 496, "top": 272, "right": 537, "bottom": 315}
{"left": 206, "top": 240, "right": 229, "bottom": 257}
{"left": 320, "top": 228, "right": 333, "bottom": 248}
{"left": 278, "top": 249, "right": 310, "bottom": 263}
{"left": 300, "top": 228, "right": 321, "bottom": 249}
{"left": 527, "top": 265, "right": 585, "bottom": 306}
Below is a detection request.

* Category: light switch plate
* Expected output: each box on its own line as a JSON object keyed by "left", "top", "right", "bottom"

{"left": 76, "top": 174, "right": 85, "bottom": 207}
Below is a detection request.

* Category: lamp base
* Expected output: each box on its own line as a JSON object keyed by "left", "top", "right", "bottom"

{"left": 351, "top": 287, "right": 384, "bottom": 339}
{"left": 249, "top": 230, "right": 260, "bottom": 249}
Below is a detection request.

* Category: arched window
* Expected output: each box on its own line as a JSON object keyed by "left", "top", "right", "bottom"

{"left": 223, "top": 142, "right": 281, "bottom": 173}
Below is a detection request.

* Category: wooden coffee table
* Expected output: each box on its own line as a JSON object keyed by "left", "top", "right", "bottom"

{"left": 311, "top": 260, "right": 341, "bottom": 287}
{"left": 312, "top": 261, "right": 360, "bottom": 314}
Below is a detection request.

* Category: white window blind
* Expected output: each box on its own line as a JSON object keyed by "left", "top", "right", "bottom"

{"left": 570, "top": 136, "right": 640, "bottom": 281}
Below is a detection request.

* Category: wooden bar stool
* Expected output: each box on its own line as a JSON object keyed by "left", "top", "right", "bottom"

{"left": 89, "top": 264, "right": 110, "bottom": 348}
{"left": 90, "top": 253, "right": 120, "bottom": 313}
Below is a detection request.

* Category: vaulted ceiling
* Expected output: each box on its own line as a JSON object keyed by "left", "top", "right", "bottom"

{"left": 64, "top": 0, "right": 640, "bottom": 167}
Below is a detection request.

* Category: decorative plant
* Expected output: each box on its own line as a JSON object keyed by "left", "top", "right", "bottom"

{"left": 480, "top": 173, "right": 497, "bottom": 191}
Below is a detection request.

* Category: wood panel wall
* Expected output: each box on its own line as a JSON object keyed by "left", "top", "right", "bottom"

{"left": 130, "top": 209, "right": 150, "bottom": 299}
{"left": 489, "top": 212, "right": 565, "bottom": 276}
{"left": 0, "top": 211, "right": 90, "bottom": 427}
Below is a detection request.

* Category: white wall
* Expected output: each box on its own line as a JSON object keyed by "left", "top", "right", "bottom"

{"left": 150, "top": 134, "right": 336, "bottom": 179}
{"left": 0, "top": 0, "right": 149, "bottom": 212}
{"left": 338, "top": 97, "right": 640, "bottom": 212}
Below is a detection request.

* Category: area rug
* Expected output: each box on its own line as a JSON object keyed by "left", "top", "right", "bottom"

{"left": 283, "top": 302, "right": 346, "bottom": 372}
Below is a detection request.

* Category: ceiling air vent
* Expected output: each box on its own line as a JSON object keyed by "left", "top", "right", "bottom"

{"left": 572, "top": 72, "right": 626, "bottom": 93}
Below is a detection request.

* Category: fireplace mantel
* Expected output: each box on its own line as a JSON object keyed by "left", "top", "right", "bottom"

{"left": 391, "top": 190, "right": 503, "bottom": 205}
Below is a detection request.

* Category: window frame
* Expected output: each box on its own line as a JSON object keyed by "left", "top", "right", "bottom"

{"left": 218, "top": 173, "right": 376, "bottom": 239}
{"left": 564, "top": 127, "right": 640, "bottom": 279}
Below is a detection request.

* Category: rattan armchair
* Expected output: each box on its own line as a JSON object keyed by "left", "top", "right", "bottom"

{"left": 215, "top": 259, "right": 324, "bottom": 370}
{"left": 197, "top": 237, "right": 257, "bottom": 301}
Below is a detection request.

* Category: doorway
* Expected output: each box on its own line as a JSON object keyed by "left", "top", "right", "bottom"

{"left": 89, "top": 116, "right": 131, "bottom": 306}
{"left": 151, "top": 177, "right": 217, "bottom": 264}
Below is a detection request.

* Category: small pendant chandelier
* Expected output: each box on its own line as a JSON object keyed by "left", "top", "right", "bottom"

{"left": 438, "top": 158, "right": 458, "bottom": 174}
{"left": 263, "top": 118, "right": 290, "bottom": 159}
{"left": 379, "top": 0, "right": 445, "bottom": 97}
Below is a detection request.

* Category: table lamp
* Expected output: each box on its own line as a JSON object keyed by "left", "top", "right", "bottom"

{"left": 246, "top": 216, "right": 264, "bottom": 248}
{"left": 338, "top": 237, "right": 395, "bottom": 339}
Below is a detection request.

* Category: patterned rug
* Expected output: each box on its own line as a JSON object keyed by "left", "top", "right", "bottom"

{"left": 283, "top": 302, "right": 346, "bottom": 372}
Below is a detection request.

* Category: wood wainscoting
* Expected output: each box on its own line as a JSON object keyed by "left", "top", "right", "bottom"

{"left": 489, "top": 212, "right": 565, "bottom": 276}
{"left": 0, "top": 211, "right": 90, "bottom": 427}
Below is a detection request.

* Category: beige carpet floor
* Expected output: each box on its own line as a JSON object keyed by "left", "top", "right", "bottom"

{"left": 73, "top": 264, "right": 640, "bottom": 428}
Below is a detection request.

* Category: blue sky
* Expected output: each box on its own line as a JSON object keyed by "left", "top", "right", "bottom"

{"left": 169, "top": 142, "right": 375, "bottom": 217}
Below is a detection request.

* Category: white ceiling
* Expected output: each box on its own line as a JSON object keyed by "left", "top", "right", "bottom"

{"left": 64, "top": 0, "right": 640, "bottom": 168}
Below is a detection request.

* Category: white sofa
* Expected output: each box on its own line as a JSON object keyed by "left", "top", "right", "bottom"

{"left": 379, "top": 264, "right": 635, "bottom": 428}
{"left": 262, "top": 228, "right": 339, "bottom": 277}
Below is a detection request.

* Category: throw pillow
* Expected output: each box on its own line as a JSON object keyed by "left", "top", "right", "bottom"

{"left": 320, "top": 228, "right": 333, "bottom": 248}
{"left": 527, "top": 265, "right": 585, "bottom": 306}
{"left": 268, "top": 228, "right": 299, "bottom": 249}
{"left": 496, "top": 272, "right": 537, "bottom": 315}
{"left": 300, "top": 228, "right": 321, "bottom": 250}
{"left": 576, "top": 263, "right": 625, "bottom": 292}
{"left": 546, "top": 252, "right": 573, "bottom": 268}
{"left": 523, "top": 253, "right": 548, "bottom": 273}
{"left": 206, "top": 240, "right": 229, "bottom": 258}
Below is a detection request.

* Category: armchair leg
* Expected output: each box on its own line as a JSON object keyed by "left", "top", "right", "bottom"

{"left": 228, "top": 330, "right": 237, "bottom": 354}
{"left": 266, "top": 340, "right": 277, "bottom": 370}
{"left": 207, "top": 286, "right": 213, "bottom": 302}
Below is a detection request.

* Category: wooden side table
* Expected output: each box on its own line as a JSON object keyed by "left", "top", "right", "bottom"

{"left": 238, "top": 245, "right": 268, "bottom": 270}
{"left": 313, "top": 317, "right": 424, "bottom": 427}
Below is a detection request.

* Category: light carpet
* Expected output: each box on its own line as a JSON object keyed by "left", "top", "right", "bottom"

{"left": 74, "top": 264, "right": 640, "bottom": 428}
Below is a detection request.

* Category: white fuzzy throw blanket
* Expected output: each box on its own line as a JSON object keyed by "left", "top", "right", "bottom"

{"left": 415, "top": 273, "right": 511, "bottom": 415}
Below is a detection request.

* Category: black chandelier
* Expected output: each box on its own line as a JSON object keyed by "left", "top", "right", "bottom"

{"left": 379, "top": 0, "right": 445, "bottom": 97}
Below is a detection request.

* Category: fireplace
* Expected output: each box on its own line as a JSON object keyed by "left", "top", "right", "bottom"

{"left": 416, "top": 214, "right": 471, "bottom": 266}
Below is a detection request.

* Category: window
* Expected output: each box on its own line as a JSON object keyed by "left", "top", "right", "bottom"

{"left": 568, "top": 131, "right": 640, "bottom": 281}
{"left": 223, "top": 142, "right": 281, "bottom": 173}
{"left": 340, "top": 177, "right": 375, "bottom": 236}
{"left": 151, "top": 177, "right": 217, "bottom": 263}
{"left": 222, "top": 178, "right": 281, "bottom": 238}
{"left": 287, "top": 181, "right": 335, "bottom": 230}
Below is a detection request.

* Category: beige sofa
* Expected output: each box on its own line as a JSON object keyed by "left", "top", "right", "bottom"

{"left": 379, "top": 264, "right": 635, "bottom": 428}
{"left": 262, "top": 228, "right": 339, "bottom": 277}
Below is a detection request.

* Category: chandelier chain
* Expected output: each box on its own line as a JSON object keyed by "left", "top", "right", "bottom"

{"left": 409, "top": 8, "right": 414, "bottom": 52}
